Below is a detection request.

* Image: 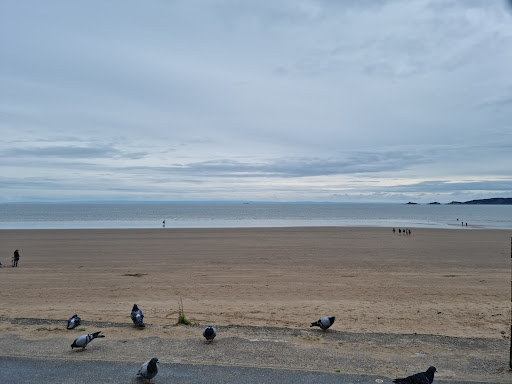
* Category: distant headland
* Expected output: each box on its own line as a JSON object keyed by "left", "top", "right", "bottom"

{"left": 446, "top": 198, "right": 512, "bottom": 205}
{"left": 407, "top": 198, "right": 512, "bottom": 205}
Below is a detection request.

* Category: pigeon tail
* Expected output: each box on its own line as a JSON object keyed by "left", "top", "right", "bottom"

{"left": 92, "top": 331, "right": 105, "bottom": 339}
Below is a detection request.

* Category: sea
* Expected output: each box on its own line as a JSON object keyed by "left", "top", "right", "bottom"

{"left": 1, "top": 203, "right": 511, "bottom": 230}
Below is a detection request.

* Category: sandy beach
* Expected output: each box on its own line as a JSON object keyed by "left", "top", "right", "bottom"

{"left": 0, "top": 227, "right": 510, "bottom": 339}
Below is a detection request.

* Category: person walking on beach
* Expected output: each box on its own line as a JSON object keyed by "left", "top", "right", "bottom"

{"left": 13, "top": 249, "right": 20, "bottom": 267}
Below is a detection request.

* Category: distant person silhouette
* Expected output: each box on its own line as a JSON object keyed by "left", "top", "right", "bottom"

{"left": 13, "top": 249, "right": 20, "bottom": 267}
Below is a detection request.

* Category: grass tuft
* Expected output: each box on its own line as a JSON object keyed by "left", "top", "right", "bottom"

{"left": 176, "top": 297, "right": 192, "bottom": 325}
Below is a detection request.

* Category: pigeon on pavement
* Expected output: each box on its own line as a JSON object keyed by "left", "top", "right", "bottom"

{"left": 131, "top": 304, "right": 145, "bottom": 328}
{"left": 71, "top": 331, "right": 105, "bottom": 351}
{"left": 310, "top": 316, "right": 335, "bottom": 332}
{"left": 393, "top": 366, "right": 437, "bottom": 384}
{"left": 137, "top": 357, "right": 159, "bottom": 384}
{"left": 67, "top": 314, "right": 81, "bottom": 330}
{"left": 203, "top": 325, "right": 216, "bottom": 343}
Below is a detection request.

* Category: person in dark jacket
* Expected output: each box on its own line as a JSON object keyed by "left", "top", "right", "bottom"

{"left": 13, "top": 249, "right": 20, "bottom": 267}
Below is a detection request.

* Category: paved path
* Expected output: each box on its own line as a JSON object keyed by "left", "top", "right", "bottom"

{"left": 0, "top": 356, "right": 498, "bottom": 384}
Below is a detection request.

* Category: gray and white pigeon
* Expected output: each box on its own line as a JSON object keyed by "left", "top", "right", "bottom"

{"left": 393, "top": 366, "right": 437, "bottom": 384}
{"left": 67, "top": 314, "right": 81, "bottom": 330}
{"left": 310, "top": 316, "right": 335, "bottom": 332}
{"left": 71, "top": 331, "right": 105, "bottom": 351}
{"left": 203, "top": 325, "right": 216, "bottom": 343}
{"left": 137, "top": 357, "right": 159, "bottom": 384}
{"left": 131, "top": 304, "right": 145, "bottom": 328}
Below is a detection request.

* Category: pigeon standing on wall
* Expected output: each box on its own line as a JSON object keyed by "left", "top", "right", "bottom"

{"left": 203, "top": 325, "right": 216, "bottom": 343}
{"left": 131, "top": 304, "right": 145, "bottom": 328}
{"left": 71, "top": 331, "right": 105, "bottom": 351}
{"left": 137, "top": 357, "right": 159, "bottom": 384}
{"left": 393, "top": 366, "right": 437, "bottom": 384}
{"left": 310, "top": 316, "right": 335, "bottom": 332}
{"left": 67, "top": 314, "right": 81, "bottom": 330}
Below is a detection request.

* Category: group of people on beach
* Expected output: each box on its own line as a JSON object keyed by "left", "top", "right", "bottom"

{"left": 392, "top": 228, "right": 411, "bottom": 235}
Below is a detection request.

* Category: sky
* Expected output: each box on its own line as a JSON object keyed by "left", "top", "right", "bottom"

{"left": 1, "top": 0, "right": 511, "bottom": 203}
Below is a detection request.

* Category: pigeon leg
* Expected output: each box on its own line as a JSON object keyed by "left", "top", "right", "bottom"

{"left": 76, "top": 347, "right": 86, "bottom": 352}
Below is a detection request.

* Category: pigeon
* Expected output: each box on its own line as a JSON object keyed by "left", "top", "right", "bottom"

{"left": 131, "top": 304, "right": 145, "bottom": 328}
{"left": 393, "top": 366, "right": 437, "bottom": 384}
{"left": 71, "top": 331, "right": 105, "bottom": 351}
{"left": 137, "top": 357, "right": 159, "bottom": 384}
{"left": 310, "top": 316, "right": 335, "bottom": 332}
{"left": 67, "top": 314, "right": 81, "bottom": 330}
{"left": 203, "top": 325, "right": 216, "bottom": 343}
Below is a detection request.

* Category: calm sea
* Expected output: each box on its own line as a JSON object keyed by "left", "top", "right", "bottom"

{"left": 0, "top": 203, "right": 511, "bottom": 230}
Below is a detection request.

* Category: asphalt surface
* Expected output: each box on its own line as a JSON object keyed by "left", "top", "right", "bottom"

{"left": 0, "top": 356, "right": 500, "bottom": 384}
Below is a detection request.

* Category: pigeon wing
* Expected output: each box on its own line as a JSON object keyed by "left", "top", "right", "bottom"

{"left": 133, "top": 310, "right": 145, "bottom": 327}
{"left": 71, "top": 334, "right": 89, "bottom": 348}
{"left": 137, "top": 361, "right": 149, "bottom": 377}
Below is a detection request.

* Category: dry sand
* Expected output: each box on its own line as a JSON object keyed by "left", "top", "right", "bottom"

{"left": 0, "top": 227, "right": 510, "bottom": 340}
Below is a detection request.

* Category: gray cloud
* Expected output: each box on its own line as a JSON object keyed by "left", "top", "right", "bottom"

{"left": 1, "top": 146, "right": 118, "bottom": 159}
{"left": 0, "top": 0, "right": 511, "bottom": 203}
{"left": 117, "top": 149, "right": 424, "bottom": 179}
{"left": 0, "top": 144, "right": 149, "bottom": 161}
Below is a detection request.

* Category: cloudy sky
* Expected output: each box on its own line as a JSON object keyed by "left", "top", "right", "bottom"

{"left": 1, "top": 0, "right": 511, "bottom": 203}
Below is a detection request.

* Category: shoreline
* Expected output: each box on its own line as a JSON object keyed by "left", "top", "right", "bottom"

{"left": 0, "top": 222, "right": 509, "bottom": 230}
